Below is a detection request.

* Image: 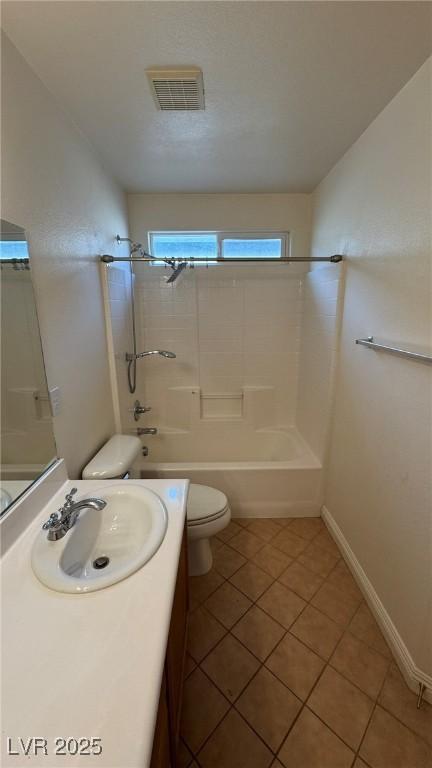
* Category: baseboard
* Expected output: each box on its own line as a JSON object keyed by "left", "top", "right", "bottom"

{"left": 321, "top": 505, "right": 432, "bottom": 705}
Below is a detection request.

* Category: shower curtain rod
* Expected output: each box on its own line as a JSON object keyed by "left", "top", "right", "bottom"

{"left": 100, "top": 254, "right": 343, "bottom": 264}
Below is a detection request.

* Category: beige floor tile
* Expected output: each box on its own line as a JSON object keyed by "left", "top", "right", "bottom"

{"left": 330, "top": 631, "right": 389, "bottom": 699}
{"left": 290, "top": 604, "right": 343, "bottom": 659}
{"left": 308, "top": 666, "right": 374, "bottom": 750}
{"left": 378, "top": 663, "right": 432, "bottom": 746}
{"left": 278, "top": 707, "right": 354, "bottom": 768}
{"left": 247, "top": 519, "right": 282, "bottom": 542}
{"left": 178, "top": 738, "right": 193, "bottom": 768}
{"left": 258, "top": 581, "right": 306, "bottom": 629}
{"left": 213, "top": 543, "right": 247, "bottom": 579}
{"left": 265, "top": 632, "right": 324, "bottom": 700}
{"left": 313, "top": 527, "right": 341, "bottom": 555}
{"left": 201, "top": 634, "right": 260, "bottom": 702}
{"left": 353, "top": 760, "right": 369, "bottom": 768}
{"left": 184, "top": 653, "right": 197, "bottom": 677}
{"left": 205, "top": 581, "right": 252, "bottom": 628}
{"left": 232, "top": 605, "right": 286, "bottom": 661}
{"left": 211, "top": 536, "right": 224, "bottom": 553}
{"left": 298, "top": 541, "right": 340, "bottom": 578}
{"left": 311, "top": 581, "right": 360, "bottom": 627}
{"left": 187, "top": 606, "right": 227, "bottom": 662}
{"left": 278, "top": 561, "right": 324, "bottom": 601}
{"left": 230, "top": 561, "right": 274, "bottom": 601}
{"left": 236, "top": 666, "right": 302, "bottom": 752}
{"left": 231, "top": 605, "right": 285, "bottom": 661}
{"left": 229, "top": 528, "right": 266, "bottom": 558}
{"left": 189, "top": 569, "right": 224, "bottom": 610}
{"left": 217, "top": 520, "right": 243, "bottom": 542}
{"left": 326, "top": 559, "right": 362, "bottom": 601}
{"left": 269, "top": 517, "right": 291, "bottom": 527}
{"left": 272, "top": 528, "right": 309, "bottom": 558}
{"left": 287, "top": 517, "right": 324, "bottom": 541}
{"left": 360, "top": 706, "right": 432, "bottom": 768}
{"left": 180, "top": 667, "right": 230, "bottom": 753}
{"left": 349, "top": 602, "right": 392, "bottom": 659}
{"left": 252, "top": 544, "right": 293, "bottom": 578}
{"left": 198, "top": 708, "right": 273, "bottom": 768}
{"left": 232, "top": 517, "right": 254, "bottom": 527}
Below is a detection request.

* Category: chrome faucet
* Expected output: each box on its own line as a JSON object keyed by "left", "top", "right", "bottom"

{"left": 42, "top": 488, "right": 107, "bottom": 541}
{"left": 137, "top": 427, "right": 158, "bottom": 435}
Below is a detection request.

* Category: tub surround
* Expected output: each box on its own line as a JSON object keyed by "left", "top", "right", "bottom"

{"left": 1, "top": 476, "right": 189, "bottom": 767}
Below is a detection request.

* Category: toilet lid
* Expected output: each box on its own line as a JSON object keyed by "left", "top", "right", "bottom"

{"left": 187, "top": 483, "right": 229, "bottom": 525}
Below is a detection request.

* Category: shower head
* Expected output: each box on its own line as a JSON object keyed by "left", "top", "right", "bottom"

{"left": 166, "top": 261, "right": 187, "bottom": 284}
{"left": 126, "top": 350, "right": 176, "bottom": 361}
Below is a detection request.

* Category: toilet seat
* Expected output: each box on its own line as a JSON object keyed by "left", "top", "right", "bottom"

{"left": 187, "top": 484, "right": 229, "bottom": 527}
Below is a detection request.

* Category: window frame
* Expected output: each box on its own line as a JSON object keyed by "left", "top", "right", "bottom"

{"left": 147, "top": 230, "right": 290, "bottom": 264}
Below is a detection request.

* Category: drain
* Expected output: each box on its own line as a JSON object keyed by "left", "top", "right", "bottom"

{"left": 93, "top": 555, "right": 110, "bottom": 570}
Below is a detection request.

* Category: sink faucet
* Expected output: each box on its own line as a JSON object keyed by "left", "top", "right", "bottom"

{"left": 42, "top": 488, "right": 107, "bottom": 541}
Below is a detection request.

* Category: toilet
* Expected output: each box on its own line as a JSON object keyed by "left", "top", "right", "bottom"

{"left": 186, "top": 483, "right": 231, "bottom": 576}
{"left": 82, "top": 435, "right": 231, "bottom": 577}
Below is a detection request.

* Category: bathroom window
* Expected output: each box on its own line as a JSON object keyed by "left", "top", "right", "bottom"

{"left": 148, "top": 231, "right": 288, "bottom": 264}
{"left": 0, "top": 240, "right": 29, "bottom": 260}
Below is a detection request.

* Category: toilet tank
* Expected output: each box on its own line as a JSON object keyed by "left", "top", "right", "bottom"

{"left": 82, "top": 435, "right": 141, "bottom": 480}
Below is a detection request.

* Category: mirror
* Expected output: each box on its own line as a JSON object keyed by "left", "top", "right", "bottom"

{"left": 0, "top": 219, "right": 57, "bottom": 514}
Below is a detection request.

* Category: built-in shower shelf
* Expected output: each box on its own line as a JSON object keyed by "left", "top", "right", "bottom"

{"left": 200, "top": 392, "right": 244, "bottom": 420}
{"left": 200, "top": 393, "right": 243, "bottom": 399}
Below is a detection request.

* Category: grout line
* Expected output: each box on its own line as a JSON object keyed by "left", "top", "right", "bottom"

{"left": 354, "top": 671, "right": 391, "bottom": 766}
{"left": 374, "top": 698, "right": 432, "bottom": 748}
{"left": 184, "top": 518, "right": 429, "bottom": 767}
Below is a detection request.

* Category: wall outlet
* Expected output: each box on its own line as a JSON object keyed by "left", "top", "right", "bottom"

{"left": 48, "top": 386, "right": 62, "bottom": 417}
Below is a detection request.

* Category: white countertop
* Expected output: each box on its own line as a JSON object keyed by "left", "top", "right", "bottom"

{"left": 1, "top": 478, "right": 189, "bottom": 768}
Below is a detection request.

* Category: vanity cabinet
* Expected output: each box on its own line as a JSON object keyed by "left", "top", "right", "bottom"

{"left": 151, "top": 527, "right": 189, "bottom": 768}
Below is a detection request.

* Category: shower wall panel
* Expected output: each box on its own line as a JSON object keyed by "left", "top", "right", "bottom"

{"left": 127, "top": 264, "right": 303, "bottom": 432}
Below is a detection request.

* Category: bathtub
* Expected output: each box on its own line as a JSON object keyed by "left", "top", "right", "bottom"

{"left": 138, "top": 427, "right": 323, "bottom": 518}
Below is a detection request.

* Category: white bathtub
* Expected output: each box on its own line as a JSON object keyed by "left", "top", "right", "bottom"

{"left": 138, "top": 427, "right": 322, "bottom": 518}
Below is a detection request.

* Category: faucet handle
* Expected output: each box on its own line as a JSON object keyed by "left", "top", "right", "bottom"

{"left": 42, "top": 511, "right": 61, "bottom": 530}
{"left": 130, "top": 400, "right": 152, "bottom": 421}
{"left": 64, "top": 488, "right": 78, "bottom": 505}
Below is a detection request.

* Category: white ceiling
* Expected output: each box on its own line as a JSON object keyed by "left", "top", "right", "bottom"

{"left": 2, "top": 2, "right": 431, "bottom": 193}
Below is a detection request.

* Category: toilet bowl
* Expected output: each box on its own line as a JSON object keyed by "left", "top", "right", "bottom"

{"left": 82, "top": 436, "right": 231, "bottom": 577}
{"left": 187, "top": 484, "right": 231, "bottom": 576}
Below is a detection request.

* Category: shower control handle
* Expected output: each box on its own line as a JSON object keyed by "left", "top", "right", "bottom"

{"left": 130, "top": 400, "right": 152, "bottom": 421}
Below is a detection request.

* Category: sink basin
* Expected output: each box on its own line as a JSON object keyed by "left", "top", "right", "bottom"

{"left": 31, "top": 484, "right": 168, "bottom": 593}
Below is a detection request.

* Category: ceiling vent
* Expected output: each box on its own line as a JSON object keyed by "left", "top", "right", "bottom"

{"left": 146, "top": 67, "right": 205, "bottom": 111}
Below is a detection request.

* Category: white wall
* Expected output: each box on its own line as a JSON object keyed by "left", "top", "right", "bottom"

{"left": 125, "top": 194, "right": 311, "bottom": 435}
{"left": 314, "top": 59, "right": 431, "bottom": 675}
{"left": 296, "top": 263, "right": 344, "bottom": 462}
{"left": 127, "top": 193, "right": 311, "bottom": 265}
{"left": 1, "top": 33, "right": 129, "bottom": 477}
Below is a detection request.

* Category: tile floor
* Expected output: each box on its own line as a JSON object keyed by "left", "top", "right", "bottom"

{"left": 180, "top": 516, "right": 432, "bottom": 768}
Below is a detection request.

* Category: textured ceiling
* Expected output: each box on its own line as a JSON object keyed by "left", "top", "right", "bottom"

{"left": 2, "top": 1, "right": 431, "bottom": 193}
